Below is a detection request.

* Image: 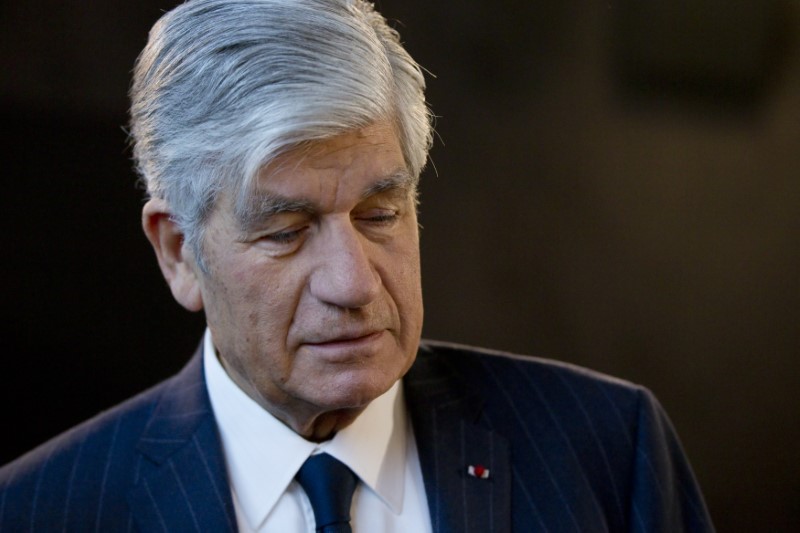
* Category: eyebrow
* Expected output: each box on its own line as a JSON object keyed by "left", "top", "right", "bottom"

{"left": 361, "top": 169, "right": 418, "bottom": 200}
{"left": 234, "top": 193, "right": 316, "bottom": 233}
{"left": 234, "top": 168, "right": 417, "bottom": 233}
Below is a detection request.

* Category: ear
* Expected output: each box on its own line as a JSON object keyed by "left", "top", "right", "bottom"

{"left": 142, "top": 198, "right": 204, "bottom": 312}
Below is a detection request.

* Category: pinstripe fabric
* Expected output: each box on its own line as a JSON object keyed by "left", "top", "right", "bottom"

{"left": 0, "top": 348, "right": 236, "bottom": 532}
{"left": 0, "top": 340, "right": 712, "bottom": 532}
{"left": 405, "top": 340, "right": 714, "bottom": 532}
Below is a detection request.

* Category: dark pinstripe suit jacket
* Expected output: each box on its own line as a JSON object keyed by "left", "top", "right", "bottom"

{"left": 0, "top": 340, "right": 713, "bottom": 532}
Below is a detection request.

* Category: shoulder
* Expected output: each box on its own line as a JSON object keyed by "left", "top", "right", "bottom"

{"left": 414, "top": 338, "right": 647, "bottom": 412}
{"left": 0, "top": 347, "right": 206, "bottom": 487}
{"left": 414, "top": 341, "right": 714, "bottom": 531}
{"left": 0, "top": 376, "right": 170, "bottom": 480}
{"left": 409, "top": 339, "right": 671, "bottom": 461}
{"left": 0, "top": 374, "right": 173, "bottom": 525}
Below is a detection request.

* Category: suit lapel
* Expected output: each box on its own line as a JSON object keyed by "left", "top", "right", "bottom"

{"left": 126, "top": 341, "right": 513, "bottom": 532}
{"left": 404, "top": 346, "right": 511, "bottom": 533}
{"left": 127, "top": 349, "right": 237, "bottom": 532}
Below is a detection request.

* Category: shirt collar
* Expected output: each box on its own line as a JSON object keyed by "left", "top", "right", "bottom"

{"left": 203, "top": 329, "right": 407, "bottom": 530}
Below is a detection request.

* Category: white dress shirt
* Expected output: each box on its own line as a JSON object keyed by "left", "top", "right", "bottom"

{"left": 203, "top": 330, "right": 432, "bottom": 532}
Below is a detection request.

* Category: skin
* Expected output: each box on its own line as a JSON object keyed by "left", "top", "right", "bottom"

{"left": 142, "top": 122, "right": 423, "bottom": 441}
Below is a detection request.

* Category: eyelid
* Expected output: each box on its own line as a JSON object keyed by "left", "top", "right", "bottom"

{"left": 264, "top": 227, "right": 305, "bottom": 243}
{"left": 367, "top": 188, "right": 413, "bottom": 206}
{"left": 362, "top": 209, "right": 398, "bottom": 219}
{"left": 249, "top": 214, "right": 312, "bottom": 249}
{"left": 247, "top": 210, "right": 311, "bottom": 233}
{"left": 355, "top": 207, "right": 401, "bottom": 229}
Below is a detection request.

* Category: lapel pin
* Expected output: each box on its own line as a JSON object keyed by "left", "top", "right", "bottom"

{"left": 467, "top": 464, "right": 490, "bottom": 479}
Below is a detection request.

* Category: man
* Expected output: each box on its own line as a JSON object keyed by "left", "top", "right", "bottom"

{"left": 0, "top": 1, "right": 713, "bottom": 531}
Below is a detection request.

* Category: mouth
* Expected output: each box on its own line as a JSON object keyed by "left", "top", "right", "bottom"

{"left": 306, "top": 330, "right": 383, "bottom": 346}
{"left": 300, "top": 330, "right": 387, "bottom": 362}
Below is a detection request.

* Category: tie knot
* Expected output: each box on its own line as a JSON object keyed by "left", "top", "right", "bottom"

{"left": 296, "top": 453, "right": 358, "bottom": 533}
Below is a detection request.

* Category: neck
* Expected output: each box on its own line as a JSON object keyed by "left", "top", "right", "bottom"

{"left": 218, "top": 353, "right": 366, "bottom": 441}
{"left": 293, "top": 408, "right": 365, "bottom": 442}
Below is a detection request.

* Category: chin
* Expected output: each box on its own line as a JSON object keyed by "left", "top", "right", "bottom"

{"left": 313, "top": 369, "right": 399, "bottom": 410}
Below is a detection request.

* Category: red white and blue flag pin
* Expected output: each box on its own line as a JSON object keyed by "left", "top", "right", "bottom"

{"left": 467, "top": 464, "right": 490, "bottom": 479}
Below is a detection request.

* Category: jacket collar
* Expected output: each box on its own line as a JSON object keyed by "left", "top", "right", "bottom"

{"left": 126, "top": 340, "right": 512, "bottom": 533}
{"left": 127, "top": 346, "right": 237, "bottom": 532}
{"left": 404, "top": 341, "right": 511, "bottom": 533}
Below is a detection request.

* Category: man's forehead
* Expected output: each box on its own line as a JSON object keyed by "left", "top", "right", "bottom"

{"left": 235, "top": 167, "right": 415, "bottom": 219}
{"left": 222, "top": 123, "right": 414, "bottom": 224}
{"left": 297, "top": 125, "right": 401, "bottom": 165}
{"left": 257, "top": 126, "right": 406, "bottom": 190}
{"left": 261, "top": 122, "right": 403, "bottom": 176}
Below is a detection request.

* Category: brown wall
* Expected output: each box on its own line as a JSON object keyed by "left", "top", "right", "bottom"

{"left": 1, "top": 1, "right": 798, "bottom": 530}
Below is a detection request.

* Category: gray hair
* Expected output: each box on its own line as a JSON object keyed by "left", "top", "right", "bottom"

{"left": 129, "top": 0, "right": 432, "bottom": 265}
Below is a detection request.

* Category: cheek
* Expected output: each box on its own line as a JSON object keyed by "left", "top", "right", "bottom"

{"left": 398, "top": 229, "right": 422, "bottom": 288}
{"left": 386, "top": 242, "right": 423, "bottom": 322}
{"left": 201, "top": 255, "right": 273, "bottom": 333}
{"left": 231, "top": 261, "right": 307, "bottom": 333}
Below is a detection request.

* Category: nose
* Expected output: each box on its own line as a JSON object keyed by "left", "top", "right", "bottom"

{"left": 309, "top": 221, "right": 381, "bottom": 309}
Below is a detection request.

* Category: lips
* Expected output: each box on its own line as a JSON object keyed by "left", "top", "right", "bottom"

{"left": 304, "top": 330, "right": 383, "bottom": 346}
{"left": 299, "top": 330, "right": 388, "bottom": 362}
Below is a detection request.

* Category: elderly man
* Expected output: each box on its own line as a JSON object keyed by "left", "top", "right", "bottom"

{"left": 0, "top": 1, "right": 713, "bottom": 531}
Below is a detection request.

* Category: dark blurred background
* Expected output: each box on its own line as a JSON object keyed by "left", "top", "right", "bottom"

{"left": 1, "top": 1, "right": 798, "bottom": 530}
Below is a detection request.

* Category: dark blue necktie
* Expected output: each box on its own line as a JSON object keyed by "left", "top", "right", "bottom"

{"left": 296, "top": 453, "right": 358, "bottom": 533}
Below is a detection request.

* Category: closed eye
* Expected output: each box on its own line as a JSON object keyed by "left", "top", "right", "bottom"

{"left": 261, "top": 230, "right": 303, "bottom": 244}
{"left": 361, "top": 211, "right": 399, "bottom": 224}
{"left": 261, "top": 226, "right": 308, "bottom": 244}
